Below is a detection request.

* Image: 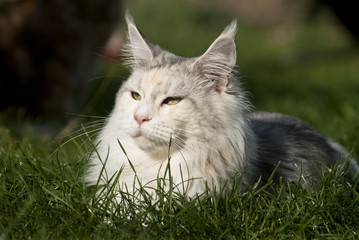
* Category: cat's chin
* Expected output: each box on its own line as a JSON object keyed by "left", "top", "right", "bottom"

{"left": 134, "top": 135, "right": 153, "bottom": 146}
{"left": 133, "top": 134, "right": 165, "bottom": 154}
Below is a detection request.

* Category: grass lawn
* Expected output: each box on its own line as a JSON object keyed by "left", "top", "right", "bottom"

{"left": 1, "top": 0, "right": 359, "bottom": 238}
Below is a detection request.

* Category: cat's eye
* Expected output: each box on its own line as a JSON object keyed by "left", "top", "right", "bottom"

{"left": 162, "top": 97, "right": 182, "bottom": 106}
{"left": 131, "top": 91, "right": 141, "bottom": 101}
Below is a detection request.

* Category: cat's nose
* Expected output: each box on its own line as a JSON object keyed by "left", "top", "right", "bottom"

{"left": 134, "top": 114, "right": 151, "bottom": 126}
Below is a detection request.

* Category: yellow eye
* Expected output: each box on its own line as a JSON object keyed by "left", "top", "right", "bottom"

{"left": 163, "top": 97, "right": 182, "bottom": 105}
{"left": 131, "top": 91, "right": 141, "bottom": 101}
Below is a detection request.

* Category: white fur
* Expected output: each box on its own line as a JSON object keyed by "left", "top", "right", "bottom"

{"left": 86, "top": 17, "right": 258, "bottom": 201}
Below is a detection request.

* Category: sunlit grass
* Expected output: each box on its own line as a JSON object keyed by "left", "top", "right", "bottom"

{"left": 1, "top": 0, "right": 359, "bottom": 238}
{"left": 1, "top": 134, "right": 359, "bottom": 238}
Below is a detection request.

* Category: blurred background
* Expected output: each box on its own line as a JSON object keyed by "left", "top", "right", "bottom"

{"left": 0, "top": 0, "right": 358, "bottom": 150}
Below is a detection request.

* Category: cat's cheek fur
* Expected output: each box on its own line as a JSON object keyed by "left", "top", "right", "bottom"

{"left": 159, "top": 101, "right": 197, "bottom": 136}
{"left": 112, "top": 94, "right": 138, "bottom": 135}
{"left": 159, "top": 101, "right": 191, "bottom": 122}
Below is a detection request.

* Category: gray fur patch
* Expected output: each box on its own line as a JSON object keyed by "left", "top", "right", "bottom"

{"left": 247, "top": 112, "right": 345, "bottom": 187}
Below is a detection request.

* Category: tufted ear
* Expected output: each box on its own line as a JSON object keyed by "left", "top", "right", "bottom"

{"left": 192, "top": 20, "right": 237, "bottom": 91}
{"left": 123, "top": 12, "right": 154, "bottom": 67}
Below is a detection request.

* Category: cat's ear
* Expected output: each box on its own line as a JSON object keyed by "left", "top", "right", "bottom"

{"left": 123, "top": 11, "right": 154, "bottom": 67}
{"left": 192, "top": 20, "right": 237, "bottom": 92}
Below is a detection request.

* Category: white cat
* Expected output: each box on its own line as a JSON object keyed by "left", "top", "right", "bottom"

{"left": 86, "top": 13, "right": 358, "bottom": 202}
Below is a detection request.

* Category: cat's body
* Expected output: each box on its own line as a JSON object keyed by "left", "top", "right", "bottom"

{"left": 248, "top": 112, "right": 357, "bottom": 187}
{"left": 86, "top": 14, "right": 358, "bottom": 200}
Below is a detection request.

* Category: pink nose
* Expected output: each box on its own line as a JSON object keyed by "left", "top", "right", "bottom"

{"left": 134, "top": 114, "right": 151, "bottom": 126}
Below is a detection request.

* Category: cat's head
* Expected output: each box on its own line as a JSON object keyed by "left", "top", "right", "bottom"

{"left": 111, "top": 13, "right": 247, "bottom": 156}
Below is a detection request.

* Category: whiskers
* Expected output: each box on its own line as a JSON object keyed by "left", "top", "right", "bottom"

{"left": 148, "top": 123, "right": 188, "bottom": 153}
{"left": 149, "top": 122, "right": 215, "bottom": 158}
{"left": 50, "top": 114, "right": 108, "bottom": 159}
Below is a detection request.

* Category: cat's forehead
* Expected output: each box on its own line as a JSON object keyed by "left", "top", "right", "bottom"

{"left": 128, "top": 65, "right": 191, "bottom": 95}
{"left": 142, "top": 67, "right": 173, "bottom": 89}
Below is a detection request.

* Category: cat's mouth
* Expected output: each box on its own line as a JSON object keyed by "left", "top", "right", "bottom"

{"left": 131, "top": 128, "right": 170, "bottom": 153}
{"left": 133, "top": 130, "right": 146, "bottom": 138}
{"left": 132, "top": 130, "right": 165, "bottom": 153}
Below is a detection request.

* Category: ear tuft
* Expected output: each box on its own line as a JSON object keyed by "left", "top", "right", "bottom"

{"left": 220, "top": 20, "right": 237, "bottom": 39}
{"left": 192, "top": 20, "right": 237, "bottom": 91}
{"left": 122, "top": 11, "right": 153, "bottom": 67}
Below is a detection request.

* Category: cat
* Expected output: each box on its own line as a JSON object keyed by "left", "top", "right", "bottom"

{"left": 86, "top": 13, "right": 358, "bottom": 202}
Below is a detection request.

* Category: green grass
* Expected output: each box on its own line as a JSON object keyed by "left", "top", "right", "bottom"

{"left": 1, "top": 135, "right": 359, "bottom": 239}
{"left": 1, "top": 0, "right": 359, "bottom": 238}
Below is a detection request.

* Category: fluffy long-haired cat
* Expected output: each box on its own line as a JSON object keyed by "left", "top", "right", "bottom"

{"left": 86, "top": 13, "right": 358, "bottom": 201}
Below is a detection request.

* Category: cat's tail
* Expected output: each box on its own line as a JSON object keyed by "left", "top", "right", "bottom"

{"left": 328, "top": 140, "right": 359, "bottom": 183}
